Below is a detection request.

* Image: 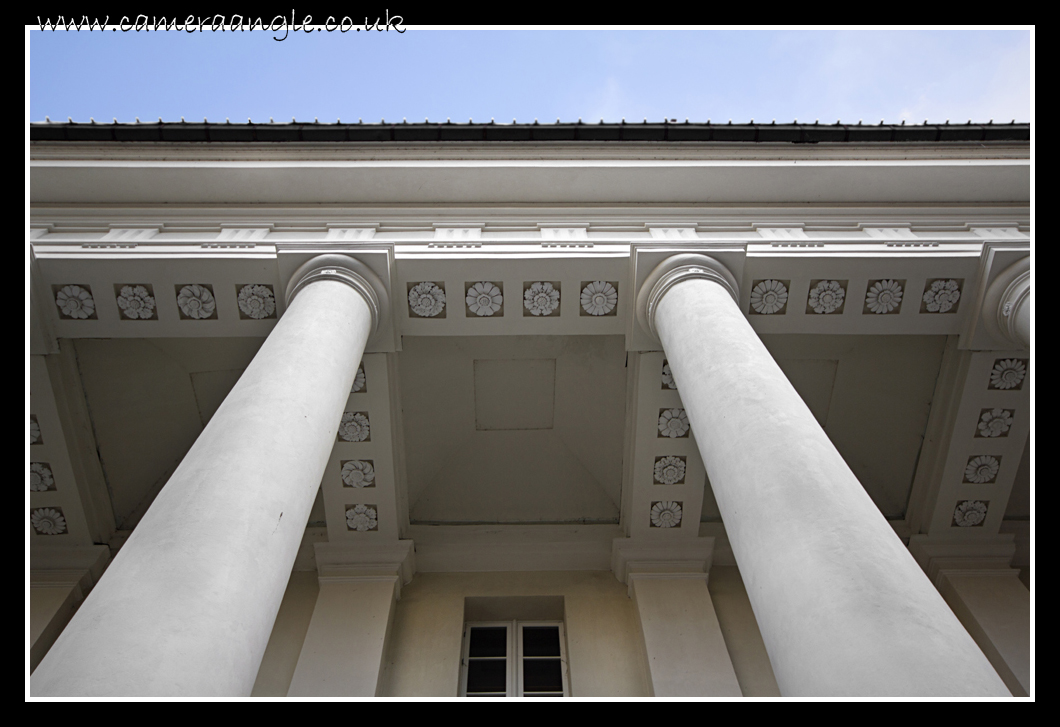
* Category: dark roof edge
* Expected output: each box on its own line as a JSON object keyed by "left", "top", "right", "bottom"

{"left": 30, "top": 121, "right": 1030, "bottom": 144}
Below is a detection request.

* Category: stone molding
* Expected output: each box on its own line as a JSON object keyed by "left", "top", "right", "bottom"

{"left": 611, "top": 537, "right": 716, "bottom": 593}
{"left": 312, "top": 540, "right": 415, "bottom": 597}
{"left": 284, "top": 254, "right": 390, "bottom": 338}
{"left": 636, "top": 253, "right": 741, "bottom": 344}
{"left": 983, "top": 257, "right": 1030, "bottom": 349}
{"left": 907, "top": 534, "right": 1017, "bottom": 588}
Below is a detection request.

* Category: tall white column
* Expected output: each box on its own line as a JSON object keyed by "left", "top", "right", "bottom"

{"left": 640, "top": 254, "right": 1010, "bottom": 697}
{"left": 31, "top": 255, "right": 388, "bottom": 697}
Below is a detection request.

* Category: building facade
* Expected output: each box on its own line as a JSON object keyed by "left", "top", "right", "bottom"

{"left": 28, "top": 121, "right": 1031, "bottom": 697}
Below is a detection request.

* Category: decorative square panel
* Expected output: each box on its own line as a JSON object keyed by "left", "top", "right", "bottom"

{"left": 806, "top": 279, "right": 848, "bottom": 315}
{"left": 235, "top": 283, "right": 277, "bottom": 320}
{"left": 30, "top": 462, "right": 56, "bottom": 492}
{"left": 175, "top": 283, "right": 218, "bottom": 320}
{"left": 465, "top": 281, "right": 504, "bottom": 317}
{"left": 114, "top": 284, "right": 158, "bottom": 320}
{"left": 920, "top": 278, "right": 963, "bottom": 314}
{"left": 31, "top": 507, "right": 68, "bottom": 535}
{"left": 650, "top": 501, "right": 683, "bottom": 528}
{"left": 952, "top": 500, "right": 989, "bottom": 528}
{"left": 862, "top": 279, "right": 906, "bottom": 315}
{"left": 661, "top": 360, "right": 677, "bottom": 390}
{"left": 345, "top": 503, "right": 379, "bottom": 531}
{"left": 522, "top": 281, "right": 561, "bottom": 317}
{"left": 963, "top": 455, "right": 1001, "bottom": 484}
{"left": 653, "top": 456, "right": 687, "bottom": 484}
{"left": 579, "top": 281, "right": 619, "bottom": 316}
{"left": 974, "top": 408, "right": 1013, "bottom": 438}
{"left": 407, "top": 281, "right": 447, "bottom": 318}
{"left": 351, "top": 363, "right": 367, "bottom": 393}
{"left": 30, "top": 415, "right": 42, "bottom": 445}
{"left": 337, "top": 411, "right": 371, "bottom": 442}
{"left": 53, "top": 284, "right": 97, "bottom": 320}
{"left": 340, "top": 459, "right": 376, "bottom": 488}
{"left": 749, "top": 279, "right": 790, "bottom": 315}
{"left": 657, "top": 408, "right": 689, "bottom": 438}
{"left": 988, "top": 358, "right": 1027, "bottom": 391}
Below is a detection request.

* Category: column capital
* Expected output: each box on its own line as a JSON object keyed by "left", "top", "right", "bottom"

{"left": 611, "top": 537, "right": 716, "bottom": 595}
{"left": 908, "top": 534, "right": 1018, "bottom": 588}
{"left": 313, "top": 540, "right": 416, "bottom": 597}
{"left": 980, "top": 256, "right": 1030, "bottom": 349}
{"left": 285, "top": 254, "right": 390, "bottom": 339}
{"left": 636, "top": 253, "right": 740, "bottom": 344}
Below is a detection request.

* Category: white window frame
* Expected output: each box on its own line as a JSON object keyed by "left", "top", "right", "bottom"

{"left": 459, "top": 620, "right": 569, "bottom": 697}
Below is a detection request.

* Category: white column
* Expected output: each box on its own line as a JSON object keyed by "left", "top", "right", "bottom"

{"left": 31, "top": 255, "right": 388, "bottom": 697}
{"left": 640, "top": 254, "right": 1010, "bottom": 697}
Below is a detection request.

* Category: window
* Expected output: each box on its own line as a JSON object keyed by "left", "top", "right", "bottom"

{"left": 459, "top": 621, "right": 569, "bottom": 697}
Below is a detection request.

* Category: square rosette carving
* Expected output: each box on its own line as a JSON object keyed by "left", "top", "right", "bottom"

{"left": 465, "top": 281, "right": 505, "bottom": 318}
{"left": 988, "top": 358, "right": 1027, "bottom": 391}
{"left": 805, "top": 279, "right": 848, "bottom": 315}
{"left": 974, "top": 408, "right": 1013, "bottom": 439}
{"left": 31, "top": 507, "right": 68, "bottom": 536}
{"left": 653, "top": 455, "right": 687, "bottom": 484}
{"left": 351, "top": 362, "right": 367, "bottom": 393}
{"left": 340, "top": 459, "right": 376, "bottom": 488}
{"left": 113, "top": 283, "right": 158, "bottom": 320}
{"left": 919, "top": 278, "right": 963, "bottom": 314}
{"left": 235, "top": 283, "right": 277, "bottom": 320}
{"left": 952, "top": 500, "right": 989, "bottom": 528}
{"left": 522, "top": 281, "right": 562, "bottom": 317}
{"left": 345, "top": 503, "right": 379, "bottom": 532}
{"left": 175, "top": 283, "right": 218, "bottom": 320}
{"left": 963, "top": 455, "right": 1001, "bottom": 484}
{"left": 30, "top": 462, "right": 56, "bottom": 492}
{"left": 579, "top": 281, "right": 619, "bottom": 317}
{"left": 650, "top": 501, "right": 683, "bottom": 528}
{"left": 657, "top": 408, "right": 690, "bottom": 438}
{"left": 748, "top": 279, "right": 790, "bottom": 315}
{"left": 52, "top": 284, "right": 98, "bottom": 320}
{"left": 862, "top": 279, "right": 906, "bottom": 315}
{"left": 337, "top": 411, "right": 371, "bottom": 442}
{"left": 407, "top": 281, "right": 447, "bottom": 318}
{"left": 30, "top": 415, "right": 42, "bottom": 445}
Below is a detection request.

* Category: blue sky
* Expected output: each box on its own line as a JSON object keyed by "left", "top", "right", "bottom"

{"left": 29, "top": 28, "right": 1031, "bottom": 125}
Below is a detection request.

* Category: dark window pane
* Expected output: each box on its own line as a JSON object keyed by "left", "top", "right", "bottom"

{"left": 523, "top": 658, "right": 563, "bottom": 692}
{"left": 468, "top": 627, "right": 507, "bottom": 658}
{"left": 466, "top": 659, "right": 507, "bottom": 693}
{"left": 522, "top": 626, "right": 561, "bottom": 657}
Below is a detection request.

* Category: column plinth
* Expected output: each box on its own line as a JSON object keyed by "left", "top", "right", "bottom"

{"left": 32, "top": 256, "right": 386, "bottom": 696}
{"left": 644, "top": 254, "right": 1010, "bottom": 697}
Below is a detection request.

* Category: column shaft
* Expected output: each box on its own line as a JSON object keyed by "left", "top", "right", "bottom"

{"left": 654, "top": 276, "right": 1009, "bottom": 696}
{"left": 31, "top": 279, "right": 373, "bottom": 696}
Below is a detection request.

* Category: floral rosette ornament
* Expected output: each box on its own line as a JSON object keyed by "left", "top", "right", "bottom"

{"left": 661, "top": 362, "right": 677, "bottom": 390}
{"left": 30, "top": 463, "right": 54, "bottom": 492}
{"left": 650, "top": 501, "right": 682, "bottom": 528}
{"left": 352, "top": 364, "right": 366, "bottom": 393}
{"left": 237, "top": 284, "right": 276, "bottom": 319}
{"left": 177, "top": 284, "right": 216, "bottom": 319}
{"left": 750, "top": 279, "right": 788, "bottom": 314}
{"left": 31, "top": 508, "right": 67, "bottom": 535}
{"left": 116, "top": 285, "right": 156, "bottom": 319}
{"left": 341, "top": 460, "right": 375, "bottom": 488}
{"left": 808, "top": 280, "right": 845, "bottom": 314}
{"left": 990, "top": 359, "right": 1026, "bottom": 390}
{"left": 466, "top": 282, "right": 503, "bottom": 316}
{"left": 658, "top": 408, "right": 689, "bottom": 438}
{"left": 30, "top": 417, "right": 41, "bottom": 444}
{"left": 408, "top": 282, "right": 446, "bottom": 317}
{"left": 55, "top": 285, "right": 95, "bottom": 319}
{"left": 653, "top": 456, "right": 686, "bottom": 485}
{"left": 338, "top": 412, "right": 371, "bottom": 442}
{"left": 953, "top": 500, "right": 988, "bottom": 527}
{"left": 346, "top": 504, "right": 378, "bottom": 531}
{"left": 977, "top": 409, "right": 1013, "bottom": 438}
{"left": 580, "top": 281, "right": 617, "bottom": 316}
{"left": 524, "top": 282, "right": 560, "bottom": 316}
{"left": 865, "top": 280, "right": 903, "bottom": 314}
{"left": 964, "top": 456, "right": 1000, "bottom": 484}
{"left": 923, "top": 279, "right": 961, "bottom": 313}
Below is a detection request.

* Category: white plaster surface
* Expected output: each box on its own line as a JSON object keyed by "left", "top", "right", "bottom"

{"left": 708, "top": 566, "right": 781, "bottom": 697}
{"left": 31, "top": 278, "right": 373, "bottom": 696}
{"left": 654, "top": 274, "right": 1011, "bottom": 696}
{"left": 251, "top": 572, "right": 319, "bottom": 696}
